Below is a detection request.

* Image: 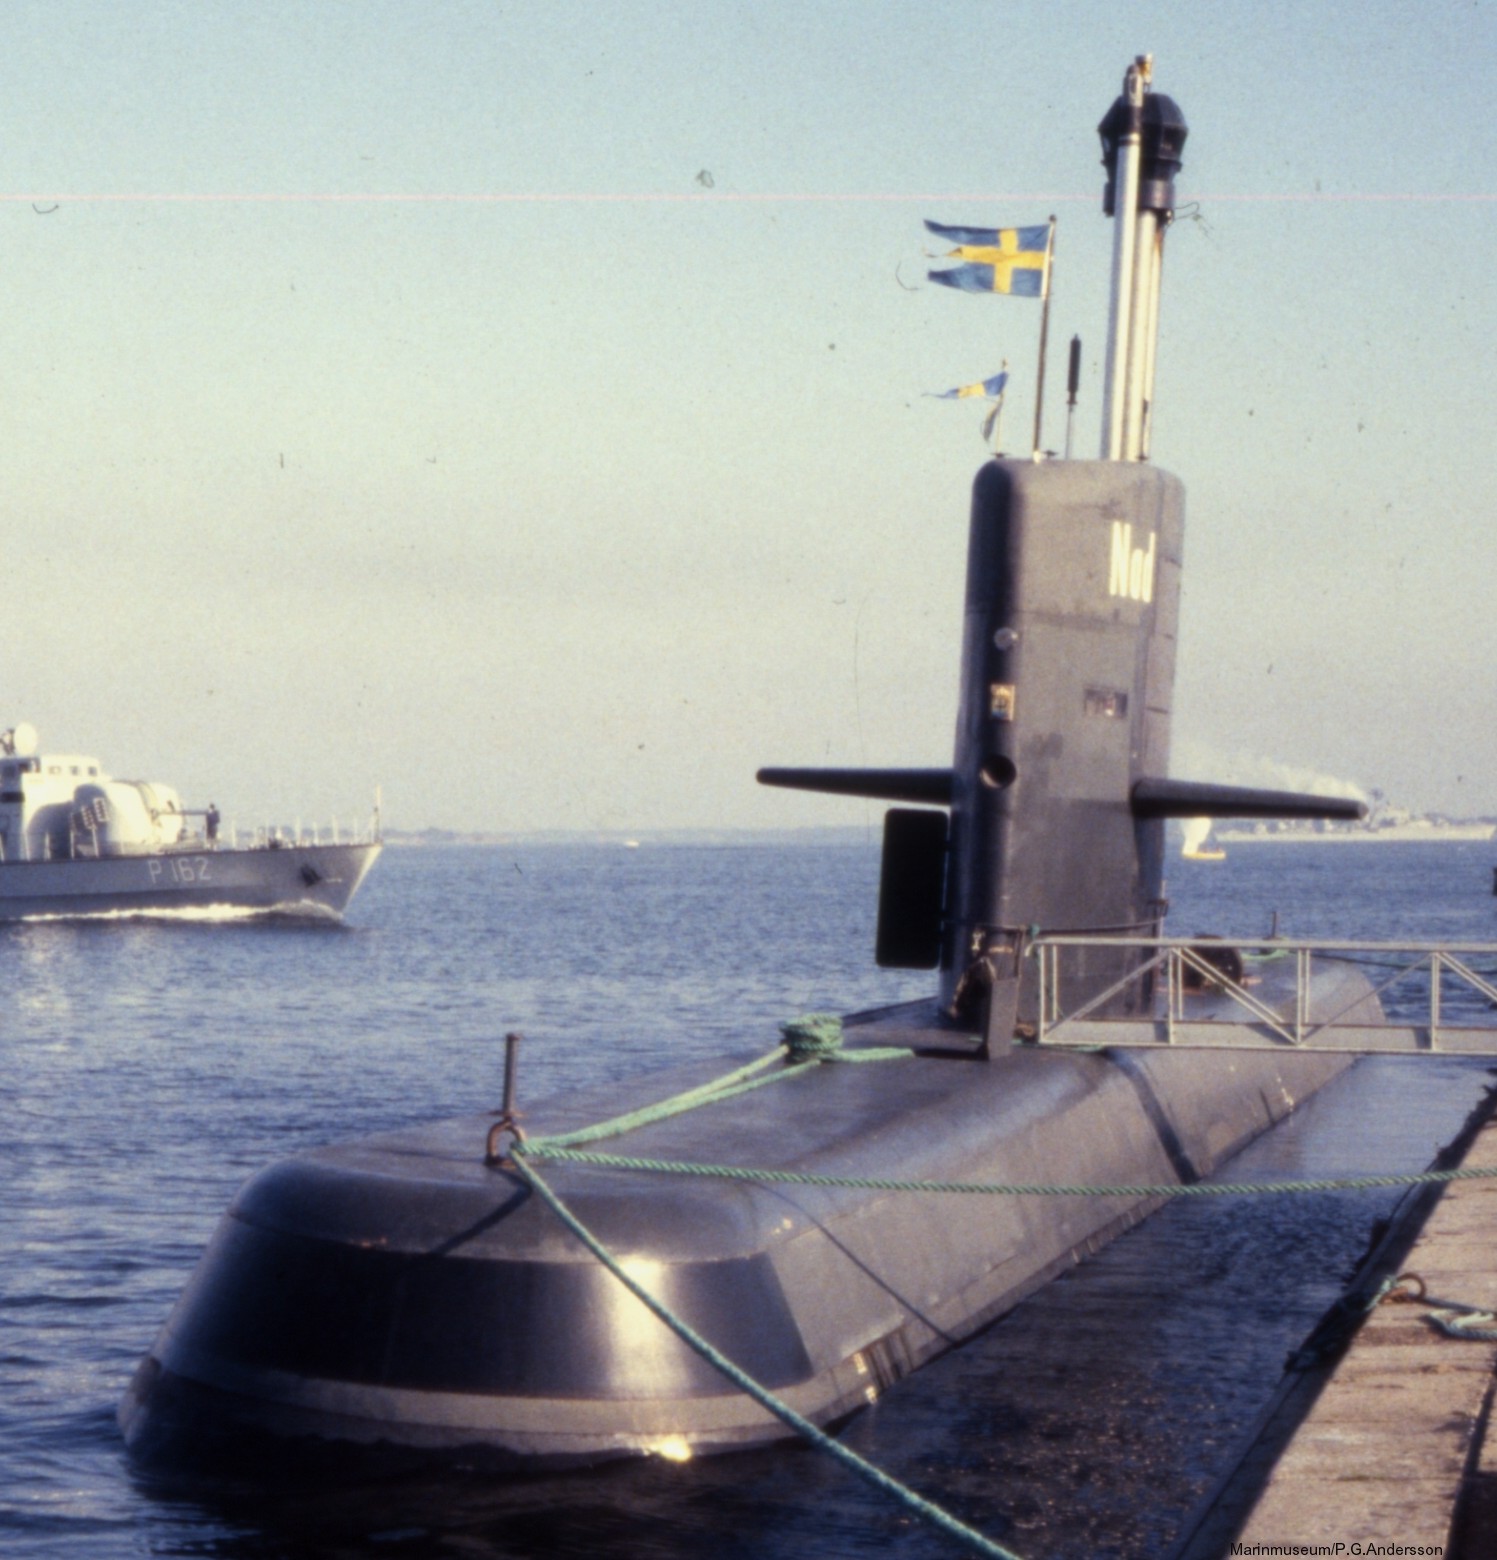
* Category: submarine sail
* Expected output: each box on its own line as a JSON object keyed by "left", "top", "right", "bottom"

{"left": 120, "top": 57, "right": 1379, "bottom": 1474}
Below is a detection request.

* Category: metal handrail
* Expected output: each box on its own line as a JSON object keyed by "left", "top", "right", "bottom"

{"left": 1032, "top": 934, "right": 1497, "bottom": 1051}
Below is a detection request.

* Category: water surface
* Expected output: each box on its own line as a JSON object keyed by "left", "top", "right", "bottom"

{"left": 4, "top": 838, "right": 1494, "bottom": 1557}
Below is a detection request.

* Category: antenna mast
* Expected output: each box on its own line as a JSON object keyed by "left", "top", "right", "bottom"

{"left": 1097, "top": 55, "right": 1187, "bottom": 460}
{"left": 1064, "top": 333, "right": 1081, "bottom": 458}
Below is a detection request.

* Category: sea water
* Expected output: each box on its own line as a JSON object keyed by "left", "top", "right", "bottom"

{"left": 3, "top": 838, "right": 1494, "bottom": 1559}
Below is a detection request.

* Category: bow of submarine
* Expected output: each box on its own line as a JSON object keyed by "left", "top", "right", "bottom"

{"left": 118, "top": 982, "right": 1361, "bottom": 1471}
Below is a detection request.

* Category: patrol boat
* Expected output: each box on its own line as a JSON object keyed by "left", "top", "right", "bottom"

{"left": 0, "top": 723, "right": 380, "bottom": 920}
{"left": 121, "top": 59, "right": 1378, "bottom": 1471}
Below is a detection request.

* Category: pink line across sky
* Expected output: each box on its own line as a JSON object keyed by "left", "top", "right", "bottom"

{"left": 1, "top": 190, "right": 1494, "bottom": 204}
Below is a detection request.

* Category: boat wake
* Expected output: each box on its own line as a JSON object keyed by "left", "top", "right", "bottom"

{"left": 12, "top": 901, "right": 347, "bottom": 927}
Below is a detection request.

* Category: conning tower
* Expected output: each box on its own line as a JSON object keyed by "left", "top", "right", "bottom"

{"left": 760, "top": 56, "right": 1360, "bottom": 1038}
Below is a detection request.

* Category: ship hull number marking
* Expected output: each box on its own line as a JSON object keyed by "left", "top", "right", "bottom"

{"left": 147, "top": 857, "right": 211, "bottom": 886}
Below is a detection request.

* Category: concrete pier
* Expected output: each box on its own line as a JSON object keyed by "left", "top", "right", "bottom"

{"left": 1176, "top": 1092, "right": 1497, "bottom": 1557}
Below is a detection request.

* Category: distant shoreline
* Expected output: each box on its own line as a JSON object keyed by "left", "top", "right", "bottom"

{"left": 378, "top": 825, "right": 881, "bottom": 849}
{"left": 1216, "top": 826, "right": 1495, "bottom": 845}
{"left": 377, "top": 823, "right": 1497, "bottom": 850}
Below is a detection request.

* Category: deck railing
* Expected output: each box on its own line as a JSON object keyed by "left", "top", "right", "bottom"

{"left": 53, "top": 812, "right": 382, "bottom": 859}
{"left": 244, "top": 817, "right": 382, "bottom": 850}
{"left": 1031, "top": 934, "right": 1497, "bottom": 1054}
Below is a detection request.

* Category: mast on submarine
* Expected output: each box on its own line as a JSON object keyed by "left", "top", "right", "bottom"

{"left": 1098, "top": 53, "right": 1188, "bottom": 462}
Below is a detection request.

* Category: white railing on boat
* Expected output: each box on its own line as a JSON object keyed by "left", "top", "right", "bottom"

{"left": 1030, "top": 934, "right": 1497, "bottom": 1054}
{"left": 55, "top": 813, "right": 382, "bottom": 860}
{"left": 245, "top": 818, "right": 381, "bottom": 849}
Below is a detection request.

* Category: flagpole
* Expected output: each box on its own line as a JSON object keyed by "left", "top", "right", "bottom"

{"left": 984, "top": 359, "right": 1009, "bottom": 454}
{"left": 1030, "top": 215, "right": 1057, "bottom": 458}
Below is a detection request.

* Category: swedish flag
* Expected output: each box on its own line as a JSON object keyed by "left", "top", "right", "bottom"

{"left": 929, "top": 370, "right": 1009, "bottom": 400}
{"left": 926, "top": 221, "right": 1049, "bottom": 297}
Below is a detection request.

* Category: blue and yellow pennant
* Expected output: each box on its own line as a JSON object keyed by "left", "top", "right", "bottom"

{"left": 926, "top": 221, "right": 1050, "bottom": 297}
{"left": 928, "top": 370, "right": 1009, "bottom": 400}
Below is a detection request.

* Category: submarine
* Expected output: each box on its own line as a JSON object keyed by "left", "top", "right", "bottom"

{"left": 120, "top": 58, "right": 1378, "bottom": 1473}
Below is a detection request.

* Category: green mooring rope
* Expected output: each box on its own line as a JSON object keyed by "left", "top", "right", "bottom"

{"left": 515, "top": 1146, "right": 1497, "bottom": 1200}
{"left": 1429, "top": 1307, "right": 1497, "bottom": 1342}
{"left": 509, "top": 1150, "right": 1026, "bottom": 1560}
{"left": 778, "top": 1012, "right": 913, "bottom": 1065}
{"left": 516, "top": 1009, "right": 1497, "bottom": 1199}
{"left": 780, "top": 1012, "right": 848, "bottom": 1061}
{"left": 528, "top": 1015, "right": 913, "bottom": 1155}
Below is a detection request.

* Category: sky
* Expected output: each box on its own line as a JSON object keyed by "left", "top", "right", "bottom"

{"left": 4, "top": 1, "right": 1496, "bottom": 833}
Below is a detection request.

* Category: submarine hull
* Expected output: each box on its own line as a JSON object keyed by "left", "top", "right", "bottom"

{"left": 120, "top": 969, "right": 1371, "bottom": 1471}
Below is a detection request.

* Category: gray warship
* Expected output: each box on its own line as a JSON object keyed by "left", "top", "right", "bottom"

{"left": 121, "top": 59, "right": 1390, "bottom": 1472}
{"left": 0, "top": 722, "right": 380, "bottom": 920}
